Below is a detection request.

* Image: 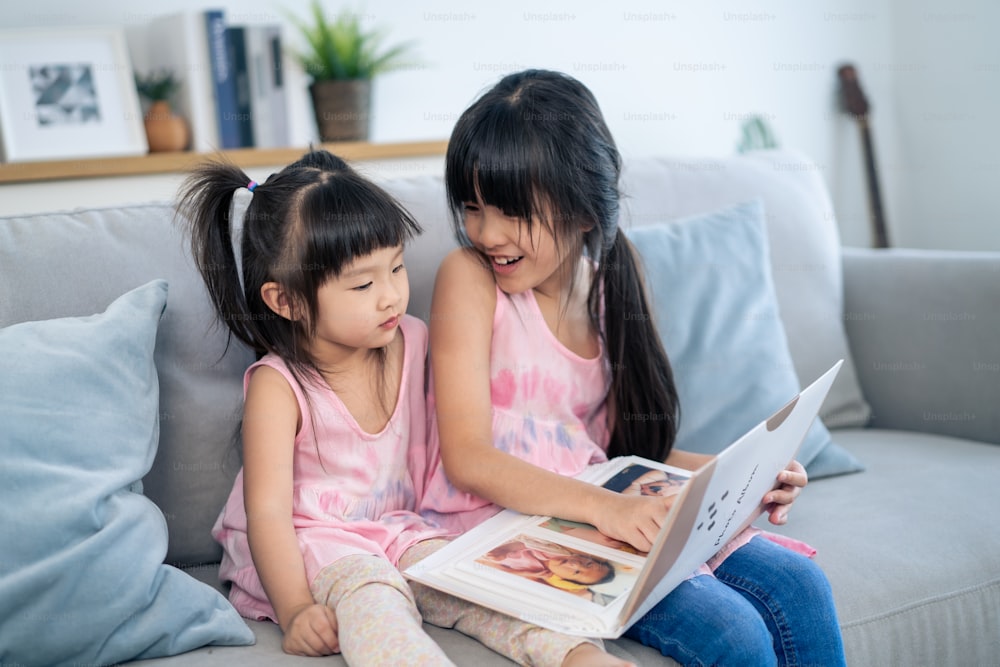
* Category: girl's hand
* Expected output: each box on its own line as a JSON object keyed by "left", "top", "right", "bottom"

{"left": 764, "top": 460, "right": 808, "bottom": 525}
{"left": 281, "top": 603, "right": 340, "bottom": 657}
{"left": 591, "top": 492, "right": 674, "bottom": 553}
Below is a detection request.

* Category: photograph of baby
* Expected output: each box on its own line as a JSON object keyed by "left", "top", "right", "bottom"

{"left": 475, "top": 534, "right": 638, "bottom": 606}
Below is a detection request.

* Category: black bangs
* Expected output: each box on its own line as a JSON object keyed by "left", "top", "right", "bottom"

{"left": 292, "top": 171, "right": 422, "bottom": 281}
{"left": 446, "top": 106, "right": 541, "bottom": 230}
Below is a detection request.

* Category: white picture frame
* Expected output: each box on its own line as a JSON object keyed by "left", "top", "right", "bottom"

{"left": 0, "top": 27, "right": 148, "bottom": 163}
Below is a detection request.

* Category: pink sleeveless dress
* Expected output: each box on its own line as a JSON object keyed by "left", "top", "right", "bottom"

{"left": 421, "top": 286, "right": 611, "bottom": 535}
{"left": 212, "top": 315, "right": 451, "bottom": 621}
{"left": 419, "top": 287, "right": 814, "bottom": 569}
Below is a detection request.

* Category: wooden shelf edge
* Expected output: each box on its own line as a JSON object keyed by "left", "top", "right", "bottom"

{"left": 0, "top": 140, "right": 449, "bottom": 184}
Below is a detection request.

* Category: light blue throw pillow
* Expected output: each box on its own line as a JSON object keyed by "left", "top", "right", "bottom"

{"left": 626, "top": 200, "right": 863, "bottom": 478}
{"left": 0, "top": 280, "right": 254, "bottom": 666}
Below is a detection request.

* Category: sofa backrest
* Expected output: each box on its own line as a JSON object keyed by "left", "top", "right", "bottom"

{"left": 0, "top": 203, "right": 254, "bottom": 566}
{"left": 0, "top": 149, "right": 866, "bottom": 567}
{"left": 616, "top": 151, "right": 865, "bottom": 428}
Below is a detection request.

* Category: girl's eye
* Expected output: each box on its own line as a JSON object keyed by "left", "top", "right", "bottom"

{"left": 463, "top": 202, "right": 481, "bottom": 213}
{"left": 392, "top": 264, "right": 405, "bottom": 274}
{"left": 353, "top": 282, "right": 373, "bottom": 291}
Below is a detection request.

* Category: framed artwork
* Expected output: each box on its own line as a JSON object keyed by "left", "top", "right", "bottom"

{"left": 0, "top": 27, "right": 148, "bottom": 163}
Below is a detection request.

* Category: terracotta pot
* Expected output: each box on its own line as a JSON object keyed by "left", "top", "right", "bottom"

{"left": 310, "top": 79, "right": 371, "bottom": 142}
{"left": 144, "top": 101, "right": 190, "bottom": 152}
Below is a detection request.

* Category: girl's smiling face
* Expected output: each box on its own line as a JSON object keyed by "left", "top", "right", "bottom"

{"left": 462, "top": 199, "right": 579, "bottom": 300}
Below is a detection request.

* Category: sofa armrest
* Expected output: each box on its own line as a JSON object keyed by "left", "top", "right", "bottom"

{"left": 842, "top": 247, "right": 1000, "bottom": 444}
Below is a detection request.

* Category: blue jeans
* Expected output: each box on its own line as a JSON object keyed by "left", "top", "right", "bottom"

{"left": 624, "top": 536, "right": 846, "bottom": 667}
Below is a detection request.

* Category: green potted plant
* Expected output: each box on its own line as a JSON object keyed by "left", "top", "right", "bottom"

{"left": 134, "top": 69, "right": 189, "bottom": 152}
{"left": 288, "top": 1, "right": 417, "bottom": 142}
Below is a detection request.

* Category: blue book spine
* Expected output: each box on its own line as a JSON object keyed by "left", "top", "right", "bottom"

{"left": 204, "top": 11, "right": 241, "bottom": 149}
{"left": 225, "top": 26, "right": 255, "bottom": 148}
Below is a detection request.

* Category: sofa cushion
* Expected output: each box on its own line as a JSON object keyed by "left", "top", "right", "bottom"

{"left": 764, "top": 429, "right": 1000, "bottom": 667}
{"left": 0, "top": 204, "right": 255, "bottom": 567}
{"left": 619, "top": 150, "right": 871, "bottom": 430}
{"left": 627, "top": 200, "right": 862, "bottom": 476}
{"left": 0, "top": 281, "right": 255, "bottom": 665}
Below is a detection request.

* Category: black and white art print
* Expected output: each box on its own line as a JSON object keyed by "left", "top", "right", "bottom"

{"left": 30, "top": 64, "right": 102, "bottom": 126}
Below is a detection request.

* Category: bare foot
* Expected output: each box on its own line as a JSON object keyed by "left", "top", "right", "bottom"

{"left": 562, "top": 642, "right": 636, "bottom": 667}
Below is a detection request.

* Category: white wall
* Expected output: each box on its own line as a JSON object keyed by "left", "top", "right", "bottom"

{"left": 2, "top": 0, "right": 997, "bottom": 250}
{"left": 887, "top": 0, "right": 1000, "bottom": 250}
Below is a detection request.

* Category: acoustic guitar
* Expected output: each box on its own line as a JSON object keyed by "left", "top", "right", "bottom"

{"left": 837, "top": 64, "right": 890, "bottom": 248}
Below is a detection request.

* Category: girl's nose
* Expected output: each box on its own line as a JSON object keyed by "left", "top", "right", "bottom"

{"left": 379, "top": 280, "right": 403, "bottom": 310}
{"left": 471, "top": 209, "right": 508, "bottom": 250}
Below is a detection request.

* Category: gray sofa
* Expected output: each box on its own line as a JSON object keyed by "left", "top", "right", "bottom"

{"left": 1, "top": 149, "right": 997, "bottom": 666}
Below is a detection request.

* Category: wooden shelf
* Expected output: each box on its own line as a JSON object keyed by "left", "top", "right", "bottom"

{"left": 0, "top": 140, "right": 448, "bottom": 184}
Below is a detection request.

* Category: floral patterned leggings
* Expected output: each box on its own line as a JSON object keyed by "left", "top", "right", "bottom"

{"left": 310, "top": 538, "right": 598, "bottom": 666}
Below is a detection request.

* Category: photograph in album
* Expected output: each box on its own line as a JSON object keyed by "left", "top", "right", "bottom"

{"left": 468, "top": 534, "right": 639, "bottom": 607}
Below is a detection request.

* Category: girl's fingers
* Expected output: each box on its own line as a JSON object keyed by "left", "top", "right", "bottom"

{"left": 767, "top": 504, "right": 789, "bottom": 525}
{"left": 765, "top": 485, "right": 800, "bottom": 506}
{"left": 778, "top": 461, "right": 808, "bottom": 488}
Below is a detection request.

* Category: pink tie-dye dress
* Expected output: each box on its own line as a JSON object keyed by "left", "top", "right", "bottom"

{"left": 420, "top": 286, "right": 814, "bottom": 568}
{"left": 212, "top": 315, "right": 451, "bottom": 621}
{"left": 421, "top": 286, "right": 612, "bottom": 535}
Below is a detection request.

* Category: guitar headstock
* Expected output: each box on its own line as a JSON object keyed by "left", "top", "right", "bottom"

{"left": 837, "top": 64, "right": 869, "bottom": 118}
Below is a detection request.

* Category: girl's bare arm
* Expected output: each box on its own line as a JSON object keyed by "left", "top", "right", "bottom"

{"left": 243, "top": 366, "right": 338, "bottom": 655}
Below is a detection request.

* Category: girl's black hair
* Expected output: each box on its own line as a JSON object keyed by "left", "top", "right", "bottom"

{"left": 178, "top": 149, "right": 421, "bottom": 388}
{"left": 445, "top": 69, "right": 679, "bottom": 462}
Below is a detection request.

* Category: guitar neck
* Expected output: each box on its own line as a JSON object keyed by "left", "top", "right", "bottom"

{"left": 838, "top": 63, "right": 891, "bottom": 249}
{"left": 857, "top": 118, "right": 890, "bottom": 249}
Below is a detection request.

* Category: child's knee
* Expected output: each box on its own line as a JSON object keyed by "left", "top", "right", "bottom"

{"left": 311, "top": 554, "right": 414, "bottom": 608}
{"left": 716, "top": 612, "right": 775, "bottom": 665}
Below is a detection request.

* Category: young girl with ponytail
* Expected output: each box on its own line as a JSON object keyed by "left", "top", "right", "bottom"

{"left": 421, "top": 70, "right": 846, "bottom": 666}
{"left": 179, "top": 149, "right": 627, "bottom": 667}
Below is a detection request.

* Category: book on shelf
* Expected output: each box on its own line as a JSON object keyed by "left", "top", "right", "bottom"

{"left": 205, "top": 10, "right": 241, "bottom": 150}
{"left": 405, "top": 361, "right": 843, "bottom": 638}
{"left": 141, "top": 9, "right": 252, "bottom": 151}
{"left": 223, "top": 26, "right": 255, "bottom": 149}
{"left": 143, "top": 10, "right": 225, "bottom": 152}
{"left": 265, "top": 26, "right": 291, "bottom": 149}
{"left": 245, "top": 24, "right": 290, "bottom": 149}
{"left": 141, "top": 12, "right": 290, "bottom": 152}
{"left": 222, "top": 24, "right": 291, "bottom": 150}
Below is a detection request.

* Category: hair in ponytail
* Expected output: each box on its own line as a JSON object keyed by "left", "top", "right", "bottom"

{"left": 597, "top": 230, "right": 679, "bottom": 461}
{"left": 177, "top": 149, "right": 421, "bottom": 377}
{"left": 445, "top": 69, "right": 679, "bottom": 461}
{"left": 177, "top": 159, "right": 257, "bottom": 351}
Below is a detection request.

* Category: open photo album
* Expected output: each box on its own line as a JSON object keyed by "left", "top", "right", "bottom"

{"left": 404, "top": 361, "right": 843, "bottom": 637}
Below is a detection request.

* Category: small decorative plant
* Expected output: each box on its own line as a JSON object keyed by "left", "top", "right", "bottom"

{"left": 736, "top": 115, "right": 779, "bottom": 154}
{"left": 287, "top": 0, "right": 417, "bottom": 81}
{"left": 134, "top": 69, "right": 181, "bottom": 103}
{"left": 287, "top": 1, "right": 418, "bottom": 141}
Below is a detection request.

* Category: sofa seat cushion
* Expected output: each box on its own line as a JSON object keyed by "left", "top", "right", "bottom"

{"left": 763, "top": 429, "right": 1000, "bottom": 666}
{"left": 138, "top": 422, "right": 1000, "bottom": 667}
{"left": 134, "top": 565, "right": 681, "bottom": 667}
